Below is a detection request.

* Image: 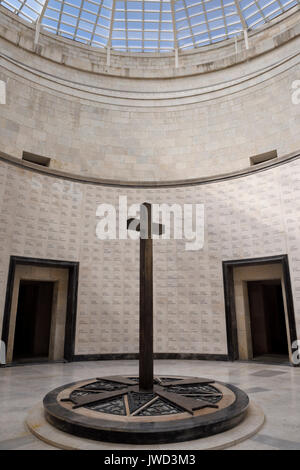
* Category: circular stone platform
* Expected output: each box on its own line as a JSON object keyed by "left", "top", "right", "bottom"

{"left": 43, "top": 375, "right": 250, "bottom": 445}
{"left": 27, "top": 400, "right": 264, "bottom": 450}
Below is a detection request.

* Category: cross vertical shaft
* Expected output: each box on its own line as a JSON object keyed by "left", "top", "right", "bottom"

{"left": 127, "top": 203, "right": 164, "bottom": 393}
{"left": 139, "top": 203, "right": 153, "bottom": 391}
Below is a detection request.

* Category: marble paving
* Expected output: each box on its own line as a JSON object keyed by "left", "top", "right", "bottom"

{"left": 0, "top": 359, "right": 300, "bottom": 450}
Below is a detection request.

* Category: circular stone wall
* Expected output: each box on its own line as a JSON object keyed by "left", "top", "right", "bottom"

{"left": 0, "top": 154, "right": 300, "bottom": 358}
{"left": 0, "top": 6, "right": 300, "bottom": 182}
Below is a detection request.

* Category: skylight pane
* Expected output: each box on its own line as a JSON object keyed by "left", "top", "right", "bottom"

{"left": 0, "top": 0, "right": 296, "bottom": 51}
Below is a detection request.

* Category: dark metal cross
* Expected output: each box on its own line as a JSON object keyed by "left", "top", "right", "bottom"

{"left": 127, "top": 202, "right": 164, "bottom": 392}
{"left": 64, "top": 202, "right": 221, "bottom": 414}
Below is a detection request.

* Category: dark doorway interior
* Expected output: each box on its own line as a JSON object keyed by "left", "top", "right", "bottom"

{"left": 247, "top": 280, "right": 289, "bottom": 360}
{"left": 13, "top": 280, "right": 54, "bottom": 362}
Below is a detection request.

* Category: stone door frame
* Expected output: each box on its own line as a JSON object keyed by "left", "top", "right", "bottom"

{"left": 222, "top": 254, "right": 297, "bottom": 365}
{"left": 1, "top": 256, "right": 79, "bottom": 364}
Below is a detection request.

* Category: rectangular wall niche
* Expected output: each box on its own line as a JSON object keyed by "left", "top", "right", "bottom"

{"left": 22, "top": 151, "right": 51, "bottom": 167}
{"left": 1, "top": 257, "right": 79, "bottom": 365}
{"left": 249, "top": 150, "right": 278, "bottom": 166}
{"left": 223, "top": 255, "right": 298, "bottom": 366}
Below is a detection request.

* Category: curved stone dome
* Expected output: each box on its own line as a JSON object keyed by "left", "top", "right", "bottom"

{"left": 0, "top": 3, "right": 300, "bottom": 181}
{"left": 0, "top": 0, "right": 298, "bottom": 52}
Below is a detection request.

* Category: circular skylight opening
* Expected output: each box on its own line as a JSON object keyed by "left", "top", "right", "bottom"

{"left": 0, "top": 0, "right": 298, "bottom": 53}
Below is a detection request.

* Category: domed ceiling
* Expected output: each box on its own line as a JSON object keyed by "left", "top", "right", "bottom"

{"left": 0, "top": 0, "right": 297, "bottom": 52}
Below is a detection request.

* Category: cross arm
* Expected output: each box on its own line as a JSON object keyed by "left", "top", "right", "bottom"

{"left": 127, "top": 218, "right": 164, "bottom": 235}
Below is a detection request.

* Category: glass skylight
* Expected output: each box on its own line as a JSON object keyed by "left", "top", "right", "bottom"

{"left": 0, "top": 0, "right": 298, "bottom": 52}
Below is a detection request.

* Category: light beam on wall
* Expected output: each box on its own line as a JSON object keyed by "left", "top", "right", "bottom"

{"left": 0, "top": 80, "right": 6, "bottom": 104}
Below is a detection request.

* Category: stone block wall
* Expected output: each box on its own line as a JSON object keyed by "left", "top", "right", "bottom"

{"left": 0, "top": 157, "right": 299, "bottom": 356}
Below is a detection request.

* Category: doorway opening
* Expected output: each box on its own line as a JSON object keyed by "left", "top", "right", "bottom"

{"left": 13, "top": 280, "right": 54, "bottom": 362}
{"left": 222, "top": 255, "right": 298, "bottom": 366}
{"left": 1, "top": 256, "right": 79, "bottom": 366}
{"left": 247, "top": 279, "right": 289, "bottom": 362}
